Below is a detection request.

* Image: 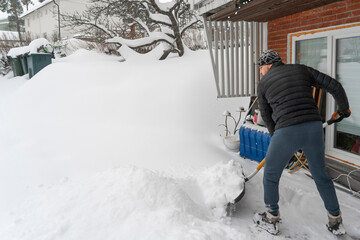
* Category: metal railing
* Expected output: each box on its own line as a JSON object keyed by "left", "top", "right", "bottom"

{"left": 204, "top": 20, "right": 266, "bottom": 98}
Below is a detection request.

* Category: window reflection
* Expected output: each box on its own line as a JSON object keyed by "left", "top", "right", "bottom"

{"left": 335, "top": 37, "right": 360, "bottom": 155}
{"left": 295, "top": 37, "right": 327, "bottom": 121}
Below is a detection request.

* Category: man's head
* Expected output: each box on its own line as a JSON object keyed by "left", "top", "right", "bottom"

{"left": 258, "top": 50, "right": 282, "bottom": 76}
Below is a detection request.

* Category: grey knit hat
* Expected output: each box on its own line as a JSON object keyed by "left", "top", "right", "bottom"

{"left": 258, "top": 50, "right": 282, "bottom": 66}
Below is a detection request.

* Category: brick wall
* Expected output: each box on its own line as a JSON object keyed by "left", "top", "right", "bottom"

{"left": 268, "top": 0, "right": 360, "bottom": 63}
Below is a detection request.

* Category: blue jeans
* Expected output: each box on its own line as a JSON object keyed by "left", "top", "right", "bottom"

{"left": 263, "top": 121, "right": 340, "bottom": 216}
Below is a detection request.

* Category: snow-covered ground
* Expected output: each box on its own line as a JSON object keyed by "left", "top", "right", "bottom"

{"left": 0, "top": 49, "right": 359, "bottom": 240}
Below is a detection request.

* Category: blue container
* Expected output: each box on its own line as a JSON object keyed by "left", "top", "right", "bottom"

{"left": 239, "top": 127, "right": 245, "bottom": 154}
{"left": 249, "top": 130, "right": 256, "bottom": 159}
{"left": 239, "top": 125, "right": 271, "bottom": 162}
{"left": 256, "top": 131, "right": 264, "bottom": 161}
{"left": 243, "top": 128, "right": 252, "bottom": 159}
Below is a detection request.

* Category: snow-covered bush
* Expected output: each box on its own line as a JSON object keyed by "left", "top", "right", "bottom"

{"left": 53, "top": 38, "right": 120, "bottom": 58}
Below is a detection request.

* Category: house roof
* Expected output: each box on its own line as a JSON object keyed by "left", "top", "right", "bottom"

{"left": 204, "top": 0, "right": 345, "bottom": 22}
{"left": 20, "top": 0, "right": 53, "bottom": 18}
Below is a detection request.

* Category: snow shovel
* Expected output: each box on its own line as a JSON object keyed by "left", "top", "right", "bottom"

{"left": 226, "top": 110, "right": 350, "bottom": 216}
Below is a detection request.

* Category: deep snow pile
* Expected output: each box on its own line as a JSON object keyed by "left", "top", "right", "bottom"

{"left": 0, "top": 49, "right": 359, "bottom": 240}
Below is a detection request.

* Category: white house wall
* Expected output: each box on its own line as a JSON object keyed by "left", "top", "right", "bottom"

{"left": 23, "top": 0, "right": 90, "bottom": 40}
{"left": 23, "top": 3, "right": 57, "bottom": 40}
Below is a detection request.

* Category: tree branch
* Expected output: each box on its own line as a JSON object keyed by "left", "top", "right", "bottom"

{"left": 180, "top": 18, "right": 201, "bottom": 37}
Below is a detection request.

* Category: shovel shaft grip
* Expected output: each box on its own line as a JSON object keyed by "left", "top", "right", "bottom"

{"left": 257, "top": 158, "right": 265, "bottom": 170}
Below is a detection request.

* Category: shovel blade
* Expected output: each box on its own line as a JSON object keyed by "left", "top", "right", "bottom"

{"left": 226, "top": 185, "right": 246, "bottom": 216}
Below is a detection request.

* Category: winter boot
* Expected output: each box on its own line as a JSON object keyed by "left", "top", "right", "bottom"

{"left": 327, "top": 211, "right": 346, "bottom": 236}
{"left": 253, "top": 211, "right": 280, "bottom": 235}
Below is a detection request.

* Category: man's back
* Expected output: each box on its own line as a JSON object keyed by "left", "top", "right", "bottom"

{"left": 258, "top": 62, "right": 321, "bottom": 132}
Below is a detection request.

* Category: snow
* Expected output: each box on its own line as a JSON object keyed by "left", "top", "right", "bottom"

{"left": 150, "top": 13, "right": 172, "bottom": 25}
{"left": 155, "top": 0, "right": 176, "bottom": 11}
{"left": 7, "top": 46, "right": 30, "bottom": 58}
{"left": 197, "top": 160, "right": 245, "bottom": 217}
{"left": 7, "top": 38, "right": 51, "bottom": 57}
{"left": 28, "top": 38, "right": 51, "bottom": 53}
{"left": 0, "top": 49, "right": 359, "bottom": 240}
{"left": 107, "top": 31, "right": 174, "bottom": 50}
{"left": 242, "top": 121, "right": 269, "bottom": 133}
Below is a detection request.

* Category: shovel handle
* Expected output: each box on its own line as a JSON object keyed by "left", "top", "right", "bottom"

{"left": 257, "top": 158, "right": 265, "bottom": 170}
{"left": 323, "top": 110, "right": 351, "bottom": 128}
{"left": 245, "top": 158, "right": 265, "bottom": 181}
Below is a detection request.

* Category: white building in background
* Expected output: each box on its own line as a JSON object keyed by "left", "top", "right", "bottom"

{"left": 21, "top": 0, "right": 90, "bottom": 41}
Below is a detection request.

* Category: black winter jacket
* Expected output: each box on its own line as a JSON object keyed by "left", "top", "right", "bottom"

{"left": 257, "top": 62, "right": 349, "bottom": 136}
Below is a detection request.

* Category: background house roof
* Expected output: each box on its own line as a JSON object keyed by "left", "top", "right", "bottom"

{"left": 204, "top": 0, "right": 345, "bottom": 22}
{"left": 20, "top": 0, "right": 53, "bottom": 18}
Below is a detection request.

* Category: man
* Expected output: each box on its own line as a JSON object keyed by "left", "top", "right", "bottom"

{"left": 253, "top": 50, "right": 351, "bottom": 236}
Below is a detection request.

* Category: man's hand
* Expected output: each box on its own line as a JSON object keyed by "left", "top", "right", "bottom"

{"left": 339, "top": 109, "right": 351, "bottom": 118}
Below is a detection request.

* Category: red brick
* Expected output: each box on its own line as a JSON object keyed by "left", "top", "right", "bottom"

{"left": 323, "top": 15, "right": 337, "bottom": 22}
{"left": 332, "top": 6, "right": 347, "bottom": 14}
{"left": 351, "top": 9, "right": 360, "bottom": 16}
{"left": 323, "top": 2, "right": 340, "bottom": 11}
{"left": 347, "top": 3, "right": 360, "bottom": 10}
{"left": 331, "top": 19, "right": 347, "bottom": 26}
{"left": 299, "top": 10, "right": 313, "bottom": 16}
{"left": 319, "top": 23, "right": 333, "bottom": 28}
{"left": 318, "top": 10, "right": 334, "bottom": 17}
{"left": 337, "top": 12, "right": 352, "bottom": 19}
{"left": 302, "top": 18, "right": 323, "bottom": 26}
{"left": 345, "top": 16, "right": 360, "bottom": 23}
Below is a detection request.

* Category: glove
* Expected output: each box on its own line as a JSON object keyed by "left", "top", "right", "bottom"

{"left": 339, "top": 109, "right": 351, "bottom": 118}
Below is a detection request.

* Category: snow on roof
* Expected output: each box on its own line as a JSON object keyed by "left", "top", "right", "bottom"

{"left": 20, "top": 0, "right": 53, "bottom": 18}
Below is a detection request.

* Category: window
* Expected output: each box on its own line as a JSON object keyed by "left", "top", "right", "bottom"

{"left": 295, "top": 37, "right": 327, "bottom": 73}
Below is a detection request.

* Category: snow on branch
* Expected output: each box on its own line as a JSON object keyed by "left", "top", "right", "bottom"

{"left": 106, "top": 31, "right": 175, "bottom": 49}
{"left": 149, "top": 13, "right": 172, "bottom": 26}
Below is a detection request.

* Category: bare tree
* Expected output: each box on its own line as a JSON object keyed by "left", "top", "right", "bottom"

{"left": 0, "top": 0, "right": 24, "bottom": 42}
{"left": 61, "top": 0, "right": 201, "bottom": 59}
{"left": 21, "top": 0, "right": 33, "bottom": 11}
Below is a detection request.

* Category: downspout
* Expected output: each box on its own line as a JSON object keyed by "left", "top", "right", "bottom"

{"left": 53, "top": 0, "right": 61, "bottom": 41}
